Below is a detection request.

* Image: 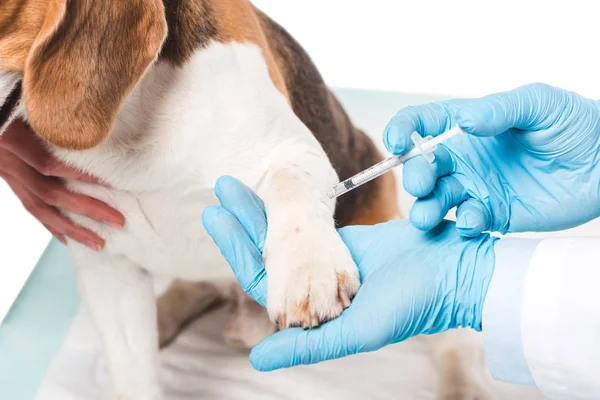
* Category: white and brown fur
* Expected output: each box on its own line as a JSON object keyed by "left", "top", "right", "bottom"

{"left": 0, "top": 1, "right": 491, "bottom": 399}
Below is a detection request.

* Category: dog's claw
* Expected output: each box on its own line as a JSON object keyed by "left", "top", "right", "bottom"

{"left": 339, "top": 287, "right": 352, "bottom": 309}
{"left": 310, "top": 314, "right": 319, "bottom": 328}
{"left": 301, "top": 313, "right": 319, "bottom": 330}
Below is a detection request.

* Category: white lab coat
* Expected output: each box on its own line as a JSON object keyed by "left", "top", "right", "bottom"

{"left": 482, "top": 238, "right": 600, "bottom": 399}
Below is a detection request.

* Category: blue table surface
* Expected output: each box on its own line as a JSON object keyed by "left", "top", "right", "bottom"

{"left": 0, "top": 239, "right": 80, "bottom": 400}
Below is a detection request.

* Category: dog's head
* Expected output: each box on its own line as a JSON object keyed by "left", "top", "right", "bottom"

{"left": 0, "top": 0, "right": 167, "bottom": 150}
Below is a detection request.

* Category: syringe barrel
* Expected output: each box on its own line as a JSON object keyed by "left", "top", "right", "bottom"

{"left": 327, "top": 155, "right": 403, "bottom": 199}
{"left": 342, "top": 155, "right": 402, "bottom": 190}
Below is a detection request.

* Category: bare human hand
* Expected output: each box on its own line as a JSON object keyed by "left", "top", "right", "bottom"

{"left": 0, "top": 120, "right": 124, "bottom": 250}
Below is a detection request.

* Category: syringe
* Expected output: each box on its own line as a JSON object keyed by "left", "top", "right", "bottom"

{"left": 327, "top": 125, "right": 465, "bottom": 199}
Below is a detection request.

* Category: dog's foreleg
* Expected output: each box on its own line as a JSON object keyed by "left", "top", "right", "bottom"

{"left": 257, "top": 131, "right": 360, "bottom": 329}
{"left": 71, "top": 247, "right": 161, "bottom": 400}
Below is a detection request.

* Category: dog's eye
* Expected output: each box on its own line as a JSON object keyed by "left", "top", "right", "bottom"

{"left": 0, "top": 80, "right": 22, "bottom": 131}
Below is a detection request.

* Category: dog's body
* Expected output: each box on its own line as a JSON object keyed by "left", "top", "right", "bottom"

{"left": 0, "top": 1, "right": 491, "bottom": 399}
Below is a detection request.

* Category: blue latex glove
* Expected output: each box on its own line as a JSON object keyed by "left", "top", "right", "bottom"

{"left": 384, "top": 83, "right": 600, "bottom": 236}
{"left": 202, "top": 176, "right": 497, "bottom": 371}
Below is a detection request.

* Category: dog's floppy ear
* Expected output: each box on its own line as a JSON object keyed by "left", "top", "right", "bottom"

{"left": 23, "top": 0, "right": 167, "bottom": 150}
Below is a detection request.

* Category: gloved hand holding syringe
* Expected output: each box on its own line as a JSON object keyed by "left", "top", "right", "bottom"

{"left": 327, "top": 125, "right": 466, "bottom": 199}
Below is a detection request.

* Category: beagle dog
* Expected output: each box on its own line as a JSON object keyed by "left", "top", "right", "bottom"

{"left": 0, "top": 1, "right": 491, "bottom": 399}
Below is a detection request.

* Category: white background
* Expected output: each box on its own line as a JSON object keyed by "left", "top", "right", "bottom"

{"left": 1, "top": 0, "right": 599, "bottom": 320}
{"left": 253, "top": 0, "right": 600, "bottom": 99}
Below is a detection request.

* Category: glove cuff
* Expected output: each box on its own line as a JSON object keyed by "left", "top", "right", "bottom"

{"left": 452, "top": 233, "right": 498, "bottom": 331}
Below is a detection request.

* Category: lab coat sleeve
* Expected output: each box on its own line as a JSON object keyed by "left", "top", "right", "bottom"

{"left": 482, "top": 237, "right": 600, "bottom": 400}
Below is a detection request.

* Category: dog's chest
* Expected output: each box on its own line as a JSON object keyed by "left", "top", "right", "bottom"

{"left": 50, "top": 43, "right": 294, "bottom": 279}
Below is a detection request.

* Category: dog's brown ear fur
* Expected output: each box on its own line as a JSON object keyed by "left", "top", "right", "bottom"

{"left": 23, "top": 0, "right": 167, "bottom": 150}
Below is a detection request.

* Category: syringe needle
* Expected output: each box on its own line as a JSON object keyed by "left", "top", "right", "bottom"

{"left": 327, "top": 155, "right": 403, "bottom": 198}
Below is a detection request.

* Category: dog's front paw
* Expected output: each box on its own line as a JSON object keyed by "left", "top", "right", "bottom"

{"left": 264, "top": 220, "right": 360, "bottom": 329}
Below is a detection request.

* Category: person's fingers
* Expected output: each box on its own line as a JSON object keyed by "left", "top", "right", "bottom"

{"left": 46, "top": 188, "right": 124, "bottom": 228}
{"left": 2, "top": 152, "right": 124, "bottom": 227}
{"left": 409, "top": 176, "right": 468, "bottom": 231}
{"left": 5, "top": 177, "right": 105, "bottom": 250}
{"left": 214, "top": 176, "right": 267, "bottom": 250}
{"left": 37, "top": 204, "right": 105, "bottom": 250}
{"left": 456, "top": 83, "right": 559, "bottom": 137}
{"left": 202, "top": 205, "right": 267, "bottom": 307}
{"left": 249, "top": 309, "right": 379, "bottom": 371}
{"left": 455, "top": 198, "right": 490, "bottom": 237}
{"left": 383, "top": 101, "right": 457, "bottom": 155}
{"left": 0, "top": 120, "right": 107, "bottom": 185}
{"left": 402, "top": 145, "right": 455, "bottom": 198}
{"left": 31, "top": 179, "right": 124, "bottom": 228}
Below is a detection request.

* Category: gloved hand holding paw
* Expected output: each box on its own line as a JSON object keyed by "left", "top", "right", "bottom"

{"left": 202, "top": 176, "right": 496, "bottom": 371}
